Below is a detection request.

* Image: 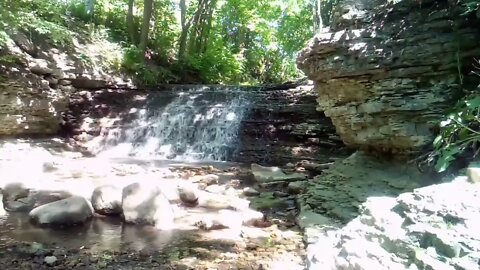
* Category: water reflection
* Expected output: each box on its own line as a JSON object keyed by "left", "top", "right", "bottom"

{"left": 0, "top": 213, "right": 195, "bottom": 252}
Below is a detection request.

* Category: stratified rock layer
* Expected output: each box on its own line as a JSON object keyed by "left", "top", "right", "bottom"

{"left": 297, "top": 0, "right": 480, "bottom": 154}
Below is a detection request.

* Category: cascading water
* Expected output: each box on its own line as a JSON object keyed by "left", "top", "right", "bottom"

{"left": 94, "top": 86, "right": 252, "bottom": 162}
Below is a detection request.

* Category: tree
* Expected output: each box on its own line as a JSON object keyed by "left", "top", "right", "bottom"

{"left": 178, "top": 0, "right": 190, "bottom": 59}
{"left": 313, "top": 0, "right": 322, "bottom": 33}
{"left": 127, "top": 0, "right": 137, "bottom": 43}
{"left": 86, "top": 0, "right": 95, "bottom": 21}
{"left": 139, "top": 0, "right": 154, "bottom": 54}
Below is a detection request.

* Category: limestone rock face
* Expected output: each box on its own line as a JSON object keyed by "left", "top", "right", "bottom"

{"left": 304, "top": 177, "right": 480, "bottom": 270}
{"left": 297, "top": 0, "right": 480, "bottom": 154}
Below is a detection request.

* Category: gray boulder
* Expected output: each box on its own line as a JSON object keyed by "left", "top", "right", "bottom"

{"left": 29, "top": 196, "right": 93, "bottom": 226}
{"left": 2, "top": 183, "right": 29, "bottom": 202}
{"left": 2, "top": 183, "right": 32, "bottom": 212}
{"left": 122, "top": 183, "right": 175, "bottom": 230}
{"left": 251, "top": 164, "right": 306, "bottom": 183}
{"left": 178, "top": 185, "right": 199, "bottom": 206}
{"left": 91, "top": 185, "right": 122, "bottom": 215}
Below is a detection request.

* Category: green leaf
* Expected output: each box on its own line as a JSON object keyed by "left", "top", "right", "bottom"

{"left": 435, "top": 146, "right": 462, "bottom": 172}
{"left": 465, "top": 96, "right": 480, "bottom": 109}
{"left": 433, "top": 135, "right": 443, "bottom": 148}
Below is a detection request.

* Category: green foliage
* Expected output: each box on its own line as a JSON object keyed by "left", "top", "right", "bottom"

{"left": 0, "top": 0, "right": 346, "bottom": 84}
{"left": 460, "top": 0, "right": 480, "bottom": 15}
{"left": 431, "top": 94, "right": 480, "bottom": 172}
{"left": 122, "top": 46, "right": 176, "bottom": 84}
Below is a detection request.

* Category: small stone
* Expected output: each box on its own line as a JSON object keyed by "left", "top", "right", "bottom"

{"left": 44, "top": 256, "right": 57, "bottom": 266}
{"left": 251, "top": 164, "right": 306, "bottom": 183}
{"left": 273, "top": 191, "right": 289, "bottom": 197}
{"left": 43, "top": 162, "right": 58, "bottom": 172}
{"left": 287, "top": 181, "right": 307, "bottom": 195}
{"left": 205, "top": 184, "right": 226, "bottom": 194}
{"left": 467, "top": 167, "right": 480, "bottom": 183}
{"left": 243, "top": 187, "right": 260, "bottom": 196}
{"left": 200, "top": 174, "right": 219, "bottom": 185}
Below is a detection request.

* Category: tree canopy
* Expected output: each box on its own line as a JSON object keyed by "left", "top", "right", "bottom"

{"left": 0, "top": 0, "right": 340, "bottom": 84}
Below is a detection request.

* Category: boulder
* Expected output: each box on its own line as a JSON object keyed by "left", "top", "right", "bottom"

{"left": 122, "top": 182, "right": 175, "bottom": 230}
{"left": 29, "top": 196, "right": 93, "bottom": 226}
{"left": 28, "top": 59, "right": 53, "bottom": 75}
{"left": 2, "top": 183, "right": 29, "bottom": 202}
{"left": 178, "top": 185, "right": 199, "bottom": 206}
{"left": 10, "top": 30, "right": 38, "bottom": 57}
{"left": 287, "top": 181, "right": 308, "bottom": 195}
{"left": 251, "top": 164, "right": 306, "bottom": 183}
{"left": 91, "top": 185, "right": 122, "bottom": 215}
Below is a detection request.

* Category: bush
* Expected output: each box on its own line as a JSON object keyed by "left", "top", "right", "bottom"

{"left": 430, "top": 93, "right": 480, "bottom": 172}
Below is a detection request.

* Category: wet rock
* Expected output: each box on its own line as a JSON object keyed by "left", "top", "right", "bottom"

{"left": 205, "top": 184, "right": 226, "bottom": 194}
{"left": 44, "top": 256, "right": 57, "bottom": 266}
{"left": 287, "top": 181, "right": 307, "bottom": 195}
{"left": 251, "top": 164, "right": 306, "bottom": 183}
{"left": 178, "top": 185, "right": 199, "bottom": 206}
{"left": 241, "top": 209, "right": 265, "bottom": 226}
{"left": 2, "top": 183, "right": 35, "bottom": 212}
{"left": 2, "top": 182, "right": 29, "bottom": 202}
{"left": 250, "top": 192, "right": 288, "bottom": 211}
{"left": 243, "top": 187, "right": 260, "bottom": 196}
{"left": 42, "top": 161, "right": 59, "bottom": 172}
{"left": 195, "top": 210, "right": 243, "bottom": 230}
{"left": 192, "top": 174, "right": 219, "bottom": 185}
{"left": 91, "top": 185, "right": 122, "bottom": 215}
{"left": 3, "top": 197, "right": 35, "bottom": 212}
{"left": 298, "top": 160, "right": 332, "bottom": 173}
{"left": 197, "top": 191, "right": 250, "bottom": 210}
{"left": 122, "top": 182, "right": 175, "bottom": 230}
{"left": 29, "top": 196, "right": 93, "bottom": 226}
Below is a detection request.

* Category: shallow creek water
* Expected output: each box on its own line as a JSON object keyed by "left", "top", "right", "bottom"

{"left": 0, "top": 139, "right": 305, "bottom": 269}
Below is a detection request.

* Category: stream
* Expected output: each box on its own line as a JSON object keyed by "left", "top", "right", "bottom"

{"left": 0, "top": 84, "right": 327, "bottom": 269}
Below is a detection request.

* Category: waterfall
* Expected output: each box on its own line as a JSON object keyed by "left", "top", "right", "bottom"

{"left": 94, "top": 86, "right": 251, "bottom": 162}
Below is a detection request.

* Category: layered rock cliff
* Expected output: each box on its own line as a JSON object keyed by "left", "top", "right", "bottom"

{"left": 0, "top": 30, "right": 132, "bottom": 137}
{"left": 297, "top": 0, "right": 480, "bottom": 154}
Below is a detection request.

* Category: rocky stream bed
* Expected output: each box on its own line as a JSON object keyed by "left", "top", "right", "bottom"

{"left": 1, "top": 140, "right": 480, "bottom": 270}
{"left": 0, "top": 139, "right": 321, "bottom": 270}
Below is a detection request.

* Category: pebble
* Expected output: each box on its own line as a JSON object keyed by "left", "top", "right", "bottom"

{"left": 44, "top": 256, "right": 57, "bottom": 266}
{"left": 243, "top": 187, "right": 260, "bottom": 196}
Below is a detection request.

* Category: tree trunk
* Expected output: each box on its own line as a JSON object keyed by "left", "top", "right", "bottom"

{"left": 139, "top": 0, "right": 154, "bottom": 54}
{"left": 178, "top": 0, "right": 189, "bottom": 59}
{"left": 127, "top": 0, "right": 136, "bottom": 43}
{"left": 313, "top": 0, "right": 322, "bottom": 34}
{"left": 86, "top": 0, "right": 95, "bottom": 21}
